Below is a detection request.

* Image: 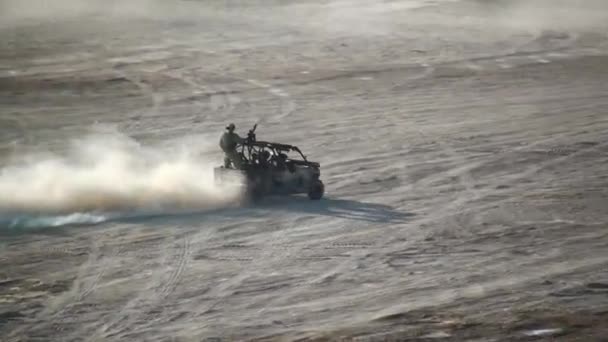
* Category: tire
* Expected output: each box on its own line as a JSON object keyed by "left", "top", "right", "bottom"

{"left": 308, "top": 180, "right": 324, "bottom": 200}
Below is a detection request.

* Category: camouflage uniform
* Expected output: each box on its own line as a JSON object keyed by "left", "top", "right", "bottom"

{"left": 219, "top": 123, "right": 243, "bottom": 168}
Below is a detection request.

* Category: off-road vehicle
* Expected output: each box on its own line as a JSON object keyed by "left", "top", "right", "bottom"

{"left": 214, "top": 124, "right": 324, "bottom": 201}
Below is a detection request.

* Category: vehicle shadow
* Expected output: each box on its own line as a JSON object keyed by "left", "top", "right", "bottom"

{"left": 122, "top": 196, "right": 413, "bottom": 227}
{"left": 0, "top": 196, "right": 414, "bottom": 235}
{"left": 261, "top": 196, "right": 415, "bottom": 223}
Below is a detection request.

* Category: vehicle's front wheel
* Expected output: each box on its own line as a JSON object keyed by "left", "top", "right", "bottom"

{"left": 308, "top": 180, "right": 324, "bottom": 200}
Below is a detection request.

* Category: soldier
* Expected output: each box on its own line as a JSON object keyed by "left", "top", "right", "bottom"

{"left": 219, "top": 123, "right": 244, "bottom": 168}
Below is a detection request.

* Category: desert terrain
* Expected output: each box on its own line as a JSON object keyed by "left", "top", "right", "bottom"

{"left": 1, "top": 0, "right": 608, "bottom": 341}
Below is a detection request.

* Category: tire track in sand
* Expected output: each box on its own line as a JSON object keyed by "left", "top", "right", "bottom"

{"left": 377, "top": 137, "right": 608, "bottom": 255}
{"left": 192, "top": 218, "right": 308, "bottom": 329}
{"left": 6, "top": 233, "right": 123, "bottom": 341}
{"left": 113, "top": 68, "right": 164, "bottom": 134}
{"left": 286, "top": 120, "right": 608, "bottom": 299}
{"left": 163, "top": 69, "right": 213, "bottom": 122}
{"left": 247, "top": 78, "right": 296, "bottom": 123}
{"left": 78, "top": 56, "right": 239, "bottom": 341}
{"left": 115, "top": 236, "right": 192, "bottom": 339}
{"left": 286, "top": 123, "right": 486, "bottom": 296}
{"left": 86, "top": 234, "right": 191, "bottom": 342}
{"left": 264, "top": 139, "right": 608, "bottom": 328}
{"left": 338, "top": 129, "right": 608, "bottom": 247}
{"left": 164, "top": 69, "right": 242, "bottom": 126}
{"left": 0, "top": 114, "right": 32, "bottom": 152}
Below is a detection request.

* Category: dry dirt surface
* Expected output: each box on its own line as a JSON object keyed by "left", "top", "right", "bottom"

{"left": 1, "top": 0, "right": 608, "bottom": 341}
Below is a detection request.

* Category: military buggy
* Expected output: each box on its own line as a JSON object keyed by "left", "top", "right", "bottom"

{"left": 214, "top": 125, "right": 325, "bottom": 201}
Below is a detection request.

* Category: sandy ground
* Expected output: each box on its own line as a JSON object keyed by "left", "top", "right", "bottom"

{"left": 1, "top": 0, "right": 608, "bottom": 341}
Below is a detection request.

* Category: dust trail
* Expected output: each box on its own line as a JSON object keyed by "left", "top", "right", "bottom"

{"left": 0, "top": 127, "right": 243, "bottom": 229}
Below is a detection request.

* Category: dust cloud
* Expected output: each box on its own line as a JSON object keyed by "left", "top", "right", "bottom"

{"left": 475, "top": 0, "right": 608, "bottom": 32}
{"left": 0, "top": 127, "right": 243, "bottom": 216}
{"left": 0, "top": 0, "right": 202, "bottom": 25}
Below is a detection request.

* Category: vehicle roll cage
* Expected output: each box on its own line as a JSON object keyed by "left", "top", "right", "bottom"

{"left": 235, "top": 124, "right": 319, "bottom": 167}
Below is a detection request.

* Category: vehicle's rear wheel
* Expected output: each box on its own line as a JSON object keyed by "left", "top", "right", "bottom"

{"left": 250, "top": 187, "right": 264, "bottom": 202}
{"left": 308, "top": 180, "right": 324, "bottom": 200}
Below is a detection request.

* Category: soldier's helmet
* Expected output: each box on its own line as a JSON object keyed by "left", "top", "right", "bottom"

{"left": 226, "top": 123, "right": 235, "bottom": 131}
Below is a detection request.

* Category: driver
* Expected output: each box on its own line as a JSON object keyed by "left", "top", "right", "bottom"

{"left": 219, "top": 123, "right": 244, "bottom": 168}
